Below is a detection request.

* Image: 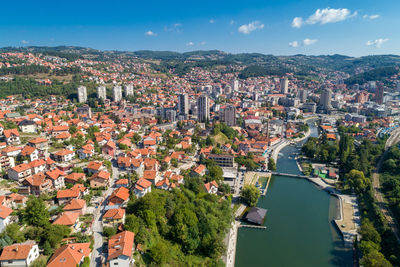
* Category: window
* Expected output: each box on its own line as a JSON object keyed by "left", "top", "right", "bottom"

{"left": 114, "top": 263, "right": 119, "bottom": 265}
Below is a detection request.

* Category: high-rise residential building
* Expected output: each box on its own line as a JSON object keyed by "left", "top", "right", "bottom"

{"left": 165, "top": 109, "right": 177, "bottom": 122}
{"left": 124, "top": 84, "right": 134, "bottom": 97}
{"left": 112, "top": 86, "right": 122, "bottom": 102}
{"left": 355, "top": 92, "right": 368, "bottom": 104}
{"left": 178, "top": 93, "right": 189, "bottom": 117}
{"left": 231, "top": 79, "right": 239, "bottom": 92}
{"left": 197, "top": 94, "right": 210, "bottom": 122}
{"left": 375, "top": 82, "right": 384, "bottom": 105}
{"left": 225, "top": 85, "right": 232, "bottom": 95}
{"left": 298, "top": 89, "right": 308, "bottom": 103}
{"left": 319, "top": 88, "right": 332, "bottom": 111}
{"left": 220, "top": 104, "right": 236, "bottom": 126}
{"left": 77, "top": 86, "right": 87, "bottom": 103}
{"left": 280, "top": 78, "right": 289, "bottom": 94}
{"left": 97, "top": 86, "right": 107, "bottom": 101}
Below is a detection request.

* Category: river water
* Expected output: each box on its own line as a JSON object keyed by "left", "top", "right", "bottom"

{"left": 235, "top": 121, "right": 353, "bottom": 267}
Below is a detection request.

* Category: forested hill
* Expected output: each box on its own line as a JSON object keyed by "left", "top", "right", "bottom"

{"left": 2, "top": 46, "right": 400, "bottom": 73}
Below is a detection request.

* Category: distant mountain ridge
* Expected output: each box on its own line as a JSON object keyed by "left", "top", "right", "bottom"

{"left": 1, "top": 46, "right": 400, "bottom": 76}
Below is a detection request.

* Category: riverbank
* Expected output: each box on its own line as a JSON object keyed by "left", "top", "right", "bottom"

{"left": 235, "top": 118, "right": 355, "bottom": 267}
{"left": 271, "top": 125, "right": 312, "bottom": 163}
{"left": 296, "top": 149, "right": 361, "bottom": 247}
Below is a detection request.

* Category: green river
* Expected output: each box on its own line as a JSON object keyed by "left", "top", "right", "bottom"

{"left": 235, "top": 122, "right": 353, "bottom": 267}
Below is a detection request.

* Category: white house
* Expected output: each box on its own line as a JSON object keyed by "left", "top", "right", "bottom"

{"left": 133, "top": 178, "right": 152, "bottom": 198}
{"left": 0, "top": 241, "right": 39, "bottom": 267}
{"left": 28, "top": 159, "right": 47, "bottom": 174}
{"left": 204, "top": 180, "right": 219, "bottom": 194}
{"left": 18, "top": 120, "right": 37, "bottom": 133}
{"left": 0, "top": 205, "right": 12, "bottom": 232}
{"left": 8, "top": 163, "right": 32, "bottom": 181}
{"left": 108, "top": 231, "right": 135, "bottom": 267}
{"left": 3, "top": 129, "right": 20, "bottom": 145}
{"left": 20, "top": 146, "right": 39, "bottom": 162}
{"left": 54, "top": 149, "right": 75, "bottom": 162}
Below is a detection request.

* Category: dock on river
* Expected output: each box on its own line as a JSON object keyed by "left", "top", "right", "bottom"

{"left": 239, "top": 224, "right": 267, "bottom": 230}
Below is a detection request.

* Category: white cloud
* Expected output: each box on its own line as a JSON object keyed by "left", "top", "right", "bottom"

{"left": 292, "top": 8, "right": 357, "bottom": 28}
{"left": 363, "top": 14, "right": 380, "bottom": 20}
{"left": 164, "top": 23, "right": 182, "bottom": 33}
{"left": 288, "top": 41, "right": 299, "bottom": 48}
{"left": 302, "top": 38, "right": 317, "bottom": 46}
{"left": 366, "top": 38, "right": 389, "bottom": 48}
{"left": 21, "top": 40, "right": 29, "bottom": 44}
{"left": 145, "top": 31, "right": 157, "bottom": 36}
{"left": 186, "top": 42, "right": 194, "bottom": 46}
{"left": 238, "top": 21, "right": 264, "bottom": 34}
{"left": 199, "top": 41, "right": 206, "bottom": 46}
{"left": 209, "top": 19, "right": 215, "bottom": 24}
{"left": 292, "top": 17, "right": 303, "bottom": 28}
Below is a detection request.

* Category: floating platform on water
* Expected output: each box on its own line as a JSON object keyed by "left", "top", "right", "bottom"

{"left": 239, "top": 224, "right": 267, "bottom": 230}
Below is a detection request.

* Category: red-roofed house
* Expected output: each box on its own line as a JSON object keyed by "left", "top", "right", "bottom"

{"left": 53, "top": 212, "right": 80, "bottom": 231}
{"left": 103, "top": 208, "right": 126, "bottom": 226}
{"left": 3, "top": 129, "right": 20, "bottom": 145}
{"left": 87, "top": 161, "right": 104, "bottom": 174}
{"left": 64, "top": 199, "right": 87, "bottom": 215}
{"left": 191, "top": 164, "right": 206, "bottom": 176}
{"left": 65, "top": 172, "right": 86, "bottom": 184}
{"left": 57, "top": 188, "right": 81, "bottom": 205}
{"left": 0, "top": 241, "right": 39, "bottom": 267}
{"left": 45, "top": 168, "right": 65, "bottom": 190}
{"left": 108, "top": 187, "right": 130, "bottom": 207}
{"left": 20, "top": 146, "right": 38, "bottom": 162}
{"left": 133, "top": 178, "right": 152, "bottom": 198}
{"left": 28, "top": 159, "right": 46, "bottom": 174}
{"left": 0, "top": 205, "right": 13, "bottom": 232}
{"left": 89, "top": 170, "right": 110, "bottom": 188}
{"left": 54, "top": 149, "right": 75, "bottom": 162}
{"left": 8, "top": 163, "right": 32, "bottom": 181}
{"left": 107, "top": 231, "right": 135, "bottom": 266}
{"left": 47, "top": 243, "right": 91, "bottom": 267}
{"left": 204, "top": 180, "right": 219, "bottom": 194}
{"left": 102, "top": 140, "right": 116, "bottom": 157}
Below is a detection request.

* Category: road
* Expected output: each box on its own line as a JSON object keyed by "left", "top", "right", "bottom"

{"left": 90, "top": 159, "right": 119, "bottom": 267}
{"left": 372, "top": 127, "right": 400, "bottom": 244}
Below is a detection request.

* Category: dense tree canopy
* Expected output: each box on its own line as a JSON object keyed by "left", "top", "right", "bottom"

{"left": 240, "top": 185, "right": 260, "bottom": 207}
{"left": 125, "top": 184, "right": 232, "bottom": 266}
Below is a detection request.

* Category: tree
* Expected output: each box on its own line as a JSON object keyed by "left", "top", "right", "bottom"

{"left": 81, "top": 257, "right": 90, "bottom": 267}
{"left": 45, "top": 224, "right": 71, "bottom": 248}
{"left": 345, "top": 169, "right": 370, "bottom": 193}
{"left": 103, "top": 227, "right": 117, "bottom": 238}
{"left": 268, "top": 158, "right": 276, "bottom": 171}
{"left": 207, "top": 164, "right": 223, "bottom": 181}
{"left": 43, "top": 241, "right": 53, "bottom": 255}
{"left": 21, "top": 197, "right": 49, "bottom": 227}
{"left": 219, "top": 183, "right": 231, "bottom": 195}
{"left": 241, "top": 185, "right": 260, "bottom": 206}
{"left": 149, "top": 239, "right": 170, "bottom": 265}
{"left": 360, "top": 218, "right": 381, "bottom": 244}
{"left": 360, "top": 249, "right": 392, "bottom": 267}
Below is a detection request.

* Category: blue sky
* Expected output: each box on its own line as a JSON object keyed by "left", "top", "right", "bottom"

{"left": 1, "top": 0, "right": 399, "bottom": 56}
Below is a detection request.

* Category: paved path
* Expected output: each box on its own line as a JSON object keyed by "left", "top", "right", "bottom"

{"left": 90, "top": 159, "right": 119, "bottom": 267}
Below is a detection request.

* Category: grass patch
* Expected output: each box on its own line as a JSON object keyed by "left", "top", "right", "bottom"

{"left": 212, "top": 132, "right": 229, "bottom": 145}
{"left": 257, "top": 177, "right": 269, "bottom": 189}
